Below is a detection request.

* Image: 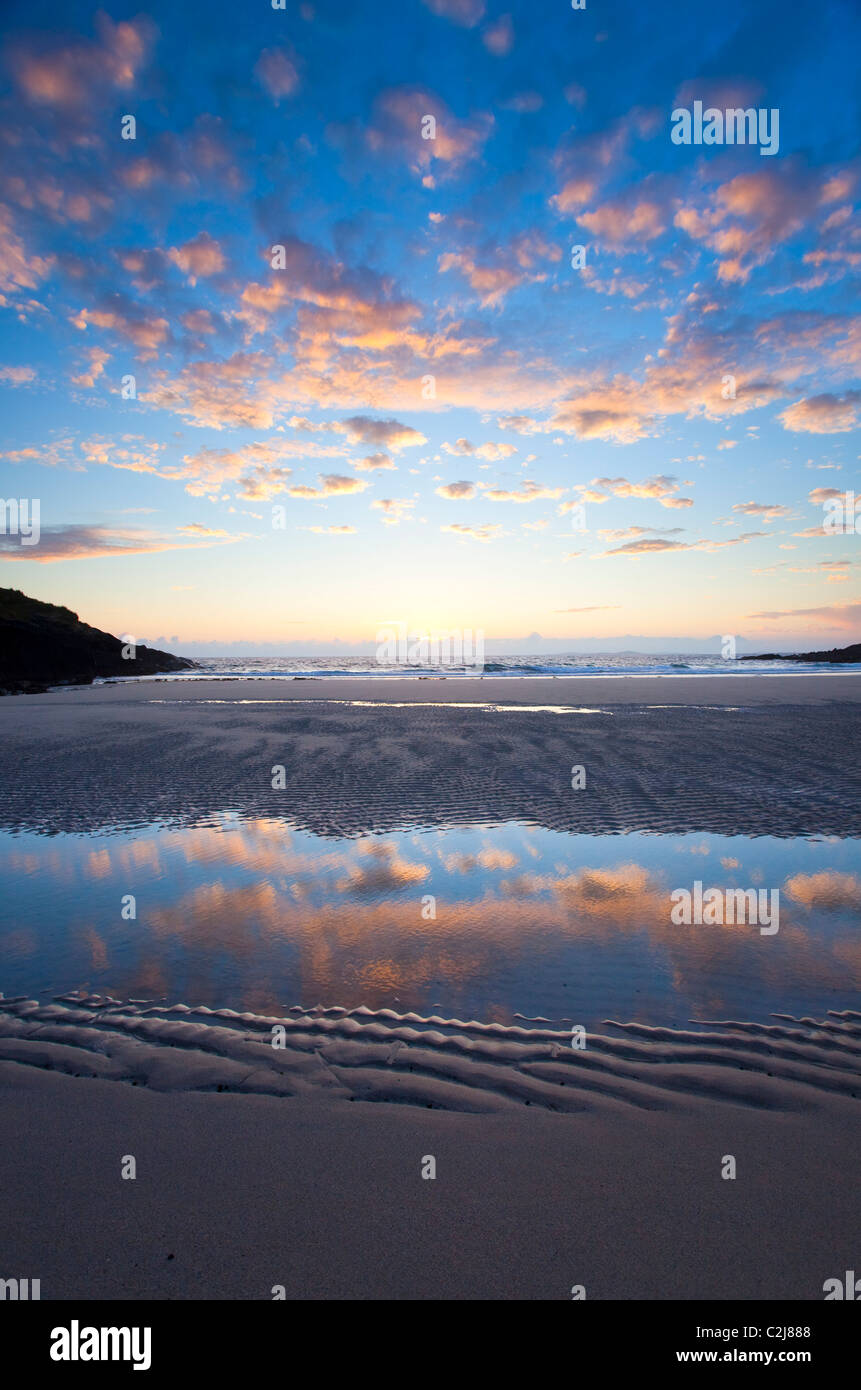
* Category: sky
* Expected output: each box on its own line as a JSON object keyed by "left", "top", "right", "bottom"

{"left": 0, "top": 0, "right": 859, "bottom": 654}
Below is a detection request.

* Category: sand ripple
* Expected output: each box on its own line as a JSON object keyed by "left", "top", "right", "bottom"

{"left": 1, "top": 994, "right": 857, "bottom": 1116}
{"left": 1, "top": 700, "right": 860, "bottom": 838}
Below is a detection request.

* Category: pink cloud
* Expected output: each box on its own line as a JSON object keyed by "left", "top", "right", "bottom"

{"left": 421, "top": 0, "right": 486, "bottom": 26}
{"left": 0, "top": 364, "right": 36, "bottom": 385}
{"left": 254, "top": 47, "right": 301, "bottom": 103}
{"left": 579, "top": 197, "right": 668, "bottom": 248}
{"left": 364, "top": 87, "right": 493, "bottom": 176}
{"left": 8, "top": 15, "right": 154, "bottom": 110}
{"left": 779, "top": 392, "right": 861, "bottom": 434}
{"left": 483, "top": 15, "right": 514, "bottom": 55}
{"left": 442, "top": 522, "right": 502, "bottom": 541}
{"left": 167, "top": 233, "right": 226, "bottom": 285}
{"left": 437, "top": 481, "right": 477, "bottom": 499}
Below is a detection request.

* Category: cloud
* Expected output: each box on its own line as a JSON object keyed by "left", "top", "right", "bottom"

{"left": 475, "top": 441, "right": 518, "bottom": 460}
{"left": 732, "top": 501, "right": 792, "bottom": 519}
{"left": 551, "top": 112, "right": 661, "bottom": 215}
{"left": 599, "top": 537, "right": 693, "bottom": 557}
{"left": 71, "top": 299, "right": 169, "bottom": 359}
{"left": 180, "top": 309, "right": 218, "bottom": 337}
{"left": 482, "top": 15, "right": 514, "bottom": 55}
{"left": 338, "top": 416, "right": 427, "bottom": 452}
{"left": 165, "top": 442, "right": 299, "bottom": 498}
{"left": 421, "top": 0, "right": 486, "bottom": 27}
{"left": 0, "top": 205, "right": 54, "bottom": 293}
{"left": 439, "top": 231, "right": 560, "bottom": 306}
{"left": 443, "top": 438, "right": 518, "bottom": 460}
{"left": 177, "top": 524, "right": 231, "bottom": 538}
{"left": 166, "top": 232, "right": 226, "bottom": 285}
{"left": 238, "top": 264, "right": 420, "bottom": 350}
{"left": 0, "top": 523, "right": 237, "bottom": 562}
{"left": 564, "top": 82, "right": 587, "bottom": 108}
{"left": 500, "top": 92, "right": 543, "bottom": 113}
{"left": 76, "top": 435, "right": 300, "bottom": 506}
{"left": 336, "top": 839, "right": 431, "bottom": 896}
{"left": 8, "top": 15, "right": 154, "bottom": 111}
{"left": 289, "top": 474, "right": 369, "bottom": 499}
{"left": 142, "top": 352, "right": 280, "bottom": 429}
{"left": 140, "top": 342, "right": 556, "bottom": 431}
{"left": 70, "top": 348, "right": 109, "bottom": 388}
{"left": 371, "top": 498, "right": 416, "bottom": 525}
{"left": 496, "top": 414, "right": 546, "bottom": 435}
{"left": 746, "top": 602, "right": 861, "bottom": 627}
{"left": 308, "top": 525, "right": 357, "bottom": 535}
{"left": 354, "top": 452, "right": 395, "bottom": 472}
{"left": 779, "top": 391, "right": 861, "bottom": 434}
{"left": 481, "top": 479, "right": 565, "bottom": 502}
{"left": 362, "top": 86, "right": 493, "bottom": 177}
{"left": 600, "top": 532, "right": 764, "bottom": 558}
{"left": 578, "top": 195, "right": 668, "bottom": 248}
{"left": 436, "top": 481, "right": 477, "bottom": 499}
{"left": 592, "top": 474, "right": 678, "bottom": 500}
{"left": 783, "top": 872, "right": 861, "bottom": 909}
{"left": 674, "top": 165, "right": 846, "bottom": 284}
{"left": 442, "top": 522, "right": 502, "bottom": 541}
{"left": 581, "top": 266, "right": 649, "bottom": 300}
{"left": 598, "top": 525, "right": 684, "bottom": 540}
{"left": 237, "top": 466, "right": 294, "bottom": 501}
{"left": 548, "top": 329, "right": 786, "bottom": 442}
{"left": 0, "top": 365, "right": 36, "bottom": 385}
{"left": 254, "top": 47, "right": 301, "bottom": 102}
{"left": 583, "top": 475, "right": 691, "bottom": 507}
{"left": 808, "top": 487, "right": 844, "bottom": 505}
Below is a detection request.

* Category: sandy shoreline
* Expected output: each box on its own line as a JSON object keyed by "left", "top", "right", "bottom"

{"left": 1, "top": 676, "right": 858, "bottom": 838}
{"left": 0, "top": 997, "right": 858, "bottom": 1299}
{"left": 5, "top": 670, "right": 861, "bottom": 706}
{"left": 1, "top": 674, "right": 858, "bottom": 1300}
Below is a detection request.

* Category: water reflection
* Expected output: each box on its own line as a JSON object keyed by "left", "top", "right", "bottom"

{"left": 0, "top": 816, "right": 858, "bottom": 1028}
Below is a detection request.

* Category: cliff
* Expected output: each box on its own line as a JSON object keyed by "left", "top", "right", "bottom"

{"left": 742, "top": 642, "right": 861, "bottom": 664}
{"left": 0, "top": 588, "right": 197, "bottom": 693}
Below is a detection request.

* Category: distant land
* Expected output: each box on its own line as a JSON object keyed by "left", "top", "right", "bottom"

{"left": 0, "top": 588, "right": 196, "bottom": 694}
{"left": 743, "top": 643, "right": 861, "bottom": 665}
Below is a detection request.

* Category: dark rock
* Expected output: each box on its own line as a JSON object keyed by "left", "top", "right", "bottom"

{"left": 742, "top": 642, "right": 861, "bottom": 665}
{"left": 0, "top": 587, "right": 197, "bottom": 694}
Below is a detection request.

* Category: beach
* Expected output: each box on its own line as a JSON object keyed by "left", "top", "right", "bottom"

{"left": 2, "top": 0, "right": 860, "bottom": 1325}
{"left": 1, "top": 1024, "right": 857, "bottom": 1300}
{"left": 0, "top": 674, "right": 858, "bottom": 1299}
{"left": 1, "top": 673, "right": 860, "bottom": 839}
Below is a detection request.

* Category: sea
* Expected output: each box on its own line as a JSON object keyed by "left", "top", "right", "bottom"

{"left": 98, "top": 650, "right": 859, "bottom": 681}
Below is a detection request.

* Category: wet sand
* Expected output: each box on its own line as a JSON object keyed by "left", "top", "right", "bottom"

{"left": 4, "top": 670, "right": 861, "bottom": 706}
{"left": 0, "top": 997, "right": 858, "bottom": 1299}
{"left": 0, "top": 676, "right": 858, "bottom": 838}
{"left": 0, "top": 674, "right": 858, "bottom": 1299}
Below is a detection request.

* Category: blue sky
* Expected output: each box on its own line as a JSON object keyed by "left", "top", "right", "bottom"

{"left": 0, "top": 0, "right": 859, "bottom": 652}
